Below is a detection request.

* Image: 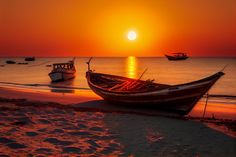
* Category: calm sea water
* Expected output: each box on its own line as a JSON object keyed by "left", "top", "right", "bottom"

{"left": 0, "top": 57, "right": 235, "bottom": 95}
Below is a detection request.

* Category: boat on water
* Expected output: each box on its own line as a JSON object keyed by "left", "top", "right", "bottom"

{"left": 25, "top": 57, "right": 35, "bottom": 61}
{"left": 6, "top": 60, "right": 16, "bottom": 64}
{"left": 165, "top": 53, "right": 188, "bottom": 61}
{"left": 48, "top": 58, "right": 76, "bottom": 82}
{"left": 86, "top": 58, "right": 224, "bottom": 115}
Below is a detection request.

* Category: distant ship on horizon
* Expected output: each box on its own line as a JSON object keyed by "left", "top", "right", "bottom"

{"left": 165, "top": 52, "right": 189, "bottom": 61}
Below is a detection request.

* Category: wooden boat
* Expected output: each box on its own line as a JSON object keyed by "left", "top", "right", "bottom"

{"left": 48, "top": 58, "right": 76, "bottom": 82}
{"left": 165, "top": 53, "right": 188, "bottom": 61}
{"left": 86, "top": 58, "right": 224, "bottom": 115}
{"left": 25, "top": 57, "right": 35, "bottom": 61}
{"left": 6, "top": 60, "right": 16, "bottom": 64}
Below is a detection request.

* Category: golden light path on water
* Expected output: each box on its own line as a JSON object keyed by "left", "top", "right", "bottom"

{"left": 126, "top": 56, "right": 137, "bottom": 78}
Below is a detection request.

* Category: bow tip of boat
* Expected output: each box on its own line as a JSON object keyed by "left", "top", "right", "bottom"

{"left": 218, "top": 71, "right": 225, "bottom": 76}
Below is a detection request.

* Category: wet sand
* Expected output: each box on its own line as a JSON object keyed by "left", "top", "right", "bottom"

{"left": 0, "top": 86, "right": 236, "bottom": 156}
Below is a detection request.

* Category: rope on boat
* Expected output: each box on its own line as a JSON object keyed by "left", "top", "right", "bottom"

{"left": 138, "top": 68, "right": 148, "bottom": 80}
{"left": 203, "top": 94, "right": 236, "bottom": 98}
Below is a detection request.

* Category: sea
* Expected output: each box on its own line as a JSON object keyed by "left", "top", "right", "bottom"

{"left": 0, "top": 57, "right": 235, "bottom": 118}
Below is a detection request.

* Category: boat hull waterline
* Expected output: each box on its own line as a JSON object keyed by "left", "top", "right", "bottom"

{"left": 49, "top": 72, "right": 75, "bottom": 82}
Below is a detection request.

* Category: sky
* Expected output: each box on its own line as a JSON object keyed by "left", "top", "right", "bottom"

{"left": 0, "top": 0, "right": 236, "bottom": 57}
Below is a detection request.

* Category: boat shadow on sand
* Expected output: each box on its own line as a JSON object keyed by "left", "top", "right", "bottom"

{"left": 72, "top": 100, "right": 184, "bottom": 118}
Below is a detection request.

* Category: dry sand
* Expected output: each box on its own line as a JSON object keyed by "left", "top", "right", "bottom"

{"left": 0, "top": 86, "right": 236, "bottom": 156}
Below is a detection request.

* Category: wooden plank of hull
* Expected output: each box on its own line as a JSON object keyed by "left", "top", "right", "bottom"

{"left": 49, "top": 72, "right": 75, "bottom": 82}
{"left": 87, "top": 71, "right": 224, "bottom": 115}
{"left": 62, "top": 72, "right": 75, "bottom": 80}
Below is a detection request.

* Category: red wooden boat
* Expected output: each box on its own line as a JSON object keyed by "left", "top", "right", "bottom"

{"left": 86, "top": 58, "right": 224, "bottom": 115}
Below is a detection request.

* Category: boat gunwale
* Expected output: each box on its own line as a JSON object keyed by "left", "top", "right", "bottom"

{"left": 87, "top": 71, "right": 224, "bottom": 94}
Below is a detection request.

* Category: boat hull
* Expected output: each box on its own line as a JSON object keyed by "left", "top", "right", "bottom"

{"left": 49, "top": 72, "right": 75, "bottom": 82}
{"left": 25, "top": 57, "right": 35, "bottom": 61}
{"left": 6, "top": 61, "right": 16, "bottom": 64}
{"left": 165, "top": 55, "right": 188, "bottom": 61}
{"left": 87, "top": 72, "right": 224, "bottom": 115}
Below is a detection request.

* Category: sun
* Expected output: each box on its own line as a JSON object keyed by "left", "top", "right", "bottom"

{"left": 127, "top": 31, "right": 137, "bottom": 41}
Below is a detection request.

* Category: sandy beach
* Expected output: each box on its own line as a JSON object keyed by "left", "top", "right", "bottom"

{"left": 0, "top": 86, "right": 236, "bottom": 156}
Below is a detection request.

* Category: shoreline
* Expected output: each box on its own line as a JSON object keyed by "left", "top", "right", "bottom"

{"left": 0, "top": 86, "right": 236, "bottom": 138}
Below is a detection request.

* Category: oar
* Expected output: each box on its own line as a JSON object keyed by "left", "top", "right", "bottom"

{"left": 126, "top": 68, "right": 148, "bottom": 90}
{"left": 138, "top": 68, "right": 148, "bottom": 80}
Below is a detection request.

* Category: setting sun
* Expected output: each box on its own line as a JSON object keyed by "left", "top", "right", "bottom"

{"left": 127, "top": 31, "right": 137, "bottom": 41}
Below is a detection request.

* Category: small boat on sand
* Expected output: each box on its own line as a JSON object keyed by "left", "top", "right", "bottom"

{"left": 86, "top": 58, "right": 224, "bottom": 115}
{"left": 25, "top": 57, "right": 35, "bottom": 61}
{"left": 165, "top": 53, "right": 188, "bottom": 61}
{"left": 48, "top": 58, "right": 76, "bottom": 82}
{"left": 6, "top": 60, "right": 16, "bottom": 64}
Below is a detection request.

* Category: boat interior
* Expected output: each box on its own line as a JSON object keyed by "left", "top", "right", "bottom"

{"left": 89, "top": 73, "right": 171, "bottom": 92}
{"left": 52, "top": 63, "right": 75, "bottom": 71}
{"left": 88, "top": 71, "right": 223, "bottom": 93}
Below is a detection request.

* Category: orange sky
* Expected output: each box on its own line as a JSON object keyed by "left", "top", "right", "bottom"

{"left": 0, "top": 0, "right": 236, "bottom": 57}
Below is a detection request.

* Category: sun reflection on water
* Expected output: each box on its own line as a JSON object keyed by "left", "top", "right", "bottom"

{"left": 126, "top": 56, "right": 137, "bottom": 78}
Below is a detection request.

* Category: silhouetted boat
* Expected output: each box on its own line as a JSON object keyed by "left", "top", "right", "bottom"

{"left": 25, "top": 57, "right": 35, "bottom": 61}
{"left": 86, "top": 58, "right": 224, "bottom": 115}
{"left": 165, "top": 53, "right": 188, "bottom": 61}
{"left": 6, "top": 60, "right": 16, "bottom": 64}
{"left": 48, "top": 58, "right": 76, "bottom": 82}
